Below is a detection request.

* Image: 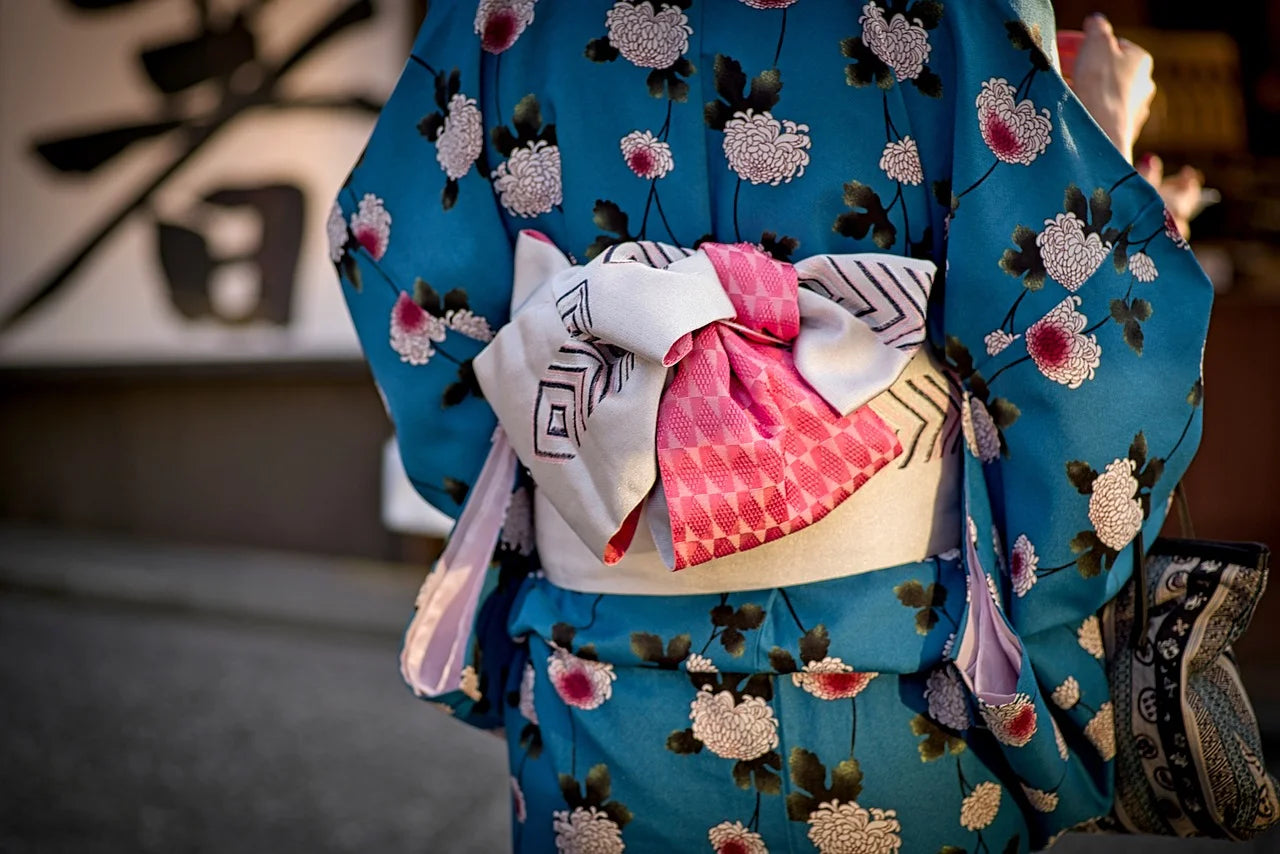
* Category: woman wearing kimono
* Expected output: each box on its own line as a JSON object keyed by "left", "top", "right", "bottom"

{"left": 328, "top": 3, "right": 1213, "bottom": 851}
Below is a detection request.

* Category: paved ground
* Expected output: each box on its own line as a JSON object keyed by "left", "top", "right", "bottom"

{"left": 1, "top": 525, "right": 1277, "bottom": 853}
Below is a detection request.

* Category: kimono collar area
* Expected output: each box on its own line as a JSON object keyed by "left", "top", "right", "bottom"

{"left": 401, "top": 231, "right": 937, "bottom": 696}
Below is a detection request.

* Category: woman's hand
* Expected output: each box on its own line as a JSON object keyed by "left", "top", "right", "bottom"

{"left": 1138, "top": 154, "right": 1206, "bottom": 241}
{"left": 1070, "top": 14, "right": 1156, "bottom": 163}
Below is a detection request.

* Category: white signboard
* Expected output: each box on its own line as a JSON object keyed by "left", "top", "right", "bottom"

{"left": 0, "top": 0, "right": 410, "bottom": 364}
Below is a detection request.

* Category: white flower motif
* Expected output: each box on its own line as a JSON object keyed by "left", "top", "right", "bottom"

{"left": 1128, "top": 251, "right": 1158, "bottom": 283}
{"left": 553, "top": 806, "right": 625, "bottom": 854}
{"left": 1164, "top": 208, "right": 1190, "bottom": 250}
{"left": 459, "top": 664, "right": 482, "bottom": 702}
{"left": 722, "top": 109, "right": 812, "bottom": 186}
{"left": 619, "top": 130, "right": 674, "bottom": 180}
{"left": 924, "top": 665, "right": 970, "bottom": 731}
{"left": 685, "top": 653, "right": 719, "bottom": 674}
{"left": 984, "top": 329, "right": 1019, "bottom": 356}
{"left": 859, "top": 2, "right": 931, "bottom": 82}
{"left": 1077, "top": 615, "right": 1104, "bottom": 659}
{"left": 941, "top": 631, "right": 957, "bottom": 659}
{"left": 1022, "top": 784, "right": 1060, "bottom": 813}
{"left": 518, "top": 661, "right": 539, "bottom": 724}
{"left": 975, "top": 78, "right": 1052, "bottom": 166}
{"left": 1051, "top": 676, "right": 1080, "bottom": 709}
{"left": 791, "top": 657, "right": 878, "bottom": 701}
{"left": 326, "top": 201, "right": 348, "bottom": 263}
{"left": 1025, "top": 296, "right": 1101, "bottom": 388}
{"left": 961, "top": 395, "right": 1000, "bottom": 463}
{"left": 389, "top": 292, "right": 447, "bottom": 365}
{"left": 1053, "top": 717, "right": 1069, "bottom": 760}
{"left": 501, "top": 486, "right": 535, "bottom": 556}
{"left": 511, "top": 776, "right": 527, "bottom": 824}
{"left": 708, "top": 820, "right": 769, "bottom": 854}
{"left": 1037, "top": 213, "right": 1110, "bottom": 291}
{"left": 1009, "top": 534, "right": 1038, "bottom": 598}
{"left": 979, "top": 693, "right": 1037, "bottom": 747}
{"left": 605, "top": 1, "right": 691, "bottom": 69}
{"left": 350, "top": 193, "right": 391, "bottom": 260}
{"left": 689, "top": 688, "right": 780, "bottom": 760}
{"left": 1085, "top": 701, "right": 1116, "bottom": 761}
{"left": 879, "top": 137, "right": 923, "bottom": 185}
{"left": 435, "top": 93, "right": 484, "bottom": 180}
{"left": 474, "top": 0, "right": 537, "bottom": 54}
{"left": 492, "top": 140, "right": 563, "bottom": 218}
{"left": 960, "top": 781, "right": 1002, "bottom": 831}
{"left": 1089, "top": 458, "right": 1143, "bottom": 551}
{"left": 445, "top": 308, "right": 495, "bottom": 342}
{"left": 547, "top": 648, "right": 616, "bottom": 710}
{"left": 806, "top": 800, "right": 902, "bottom": 854}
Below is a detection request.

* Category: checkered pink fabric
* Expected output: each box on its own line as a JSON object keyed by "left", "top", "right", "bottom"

{"left": 654, "top": 243, "right": 902, "bottom": 570}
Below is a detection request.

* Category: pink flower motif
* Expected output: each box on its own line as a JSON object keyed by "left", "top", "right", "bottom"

{"left": 975, "top": 78, "right": 1052, "bottom": 166}
{"left": 859, "top": 2, "right": 931, "bottom": 82}
{"left": 547, "top": 647, "right": 616, "bottom": 710}
{"left": 979, "top": 693, "right": 1038, "bottom": 747}
{"left": 740, "top": 0, "right": 798, "bottom": 7}
{"left": 707, "top": 820, "right": 769, "bottom": 854}
{"left": 1164, "top": 208, "right": 1190, "bottom": 250}
{"left": 619, "top": 130, "right": 674, "bottom": 180}
{"left": 1009, "top": 534, "right": 1038, "bottom": 598}
{"left": 350, "top": 193, "right": 391, "bottom": 260}
{"left": 474, "top": 0, "right": 537, "bottom": 54}
{"left": 389, "top": 292, "right": 446, "bottom": 365}
{"left": 791, "top": 657, "right": 878, "bottom": 700}
{"left": 1024, "top": 296, "right": 1101, "bottom": 389}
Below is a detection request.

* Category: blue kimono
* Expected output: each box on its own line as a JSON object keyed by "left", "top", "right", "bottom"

{"left": 328, "top": 1, "right": 1213, "bottom": 851}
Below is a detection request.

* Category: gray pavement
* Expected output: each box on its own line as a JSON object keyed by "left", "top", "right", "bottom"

{"left": 1, "top": 525, "right": 1278, "bottom": 853}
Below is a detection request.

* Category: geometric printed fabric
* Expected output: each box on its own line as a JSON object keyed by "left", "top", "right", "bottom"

{"left": 656, "top": 243, "right": 902, "bottom": 569}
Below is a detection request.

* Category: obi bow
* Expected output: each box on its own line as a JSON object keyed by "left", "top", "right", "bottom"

{"left": 402, "top": 232, "right": 936, "bottom": 696}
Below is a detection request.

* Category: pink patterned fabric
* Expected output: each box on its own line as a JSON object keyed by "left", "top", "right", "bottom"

{"left": 653, "top": 243, "right": 902, "bottom": 570}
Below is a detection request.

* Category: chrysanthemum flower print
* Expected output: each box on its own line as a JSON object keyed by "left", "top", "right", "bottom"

{"left": 547, "top": 647, "right": 617, "bottom": 710}
{"left": 518, "top": 660, "right": 539, "bottom": 723}
{"left": 1164, "top": 207, "right": 1190, "bottom": 249}
{"left": 806, "top": 800, "right": 902, "bottom": 854}
{"left": 961, "top": 395, "right": 1000, "bottom": 463}
{"left": 1085, "top": 701, "right": 1116, "bottom": 760}
{"left": 619, "top": 130, "right": 674, "bottom": 180}
{"left": 1009, "top": 534, "right": 1038, "bottom": 597}
{"left": 434, "top": 93, "right": 484, "bottom": 181}
{"left": 1025, "top": 296, "right": 1101, "bottom": 389}
{"left": 389, "top": 292, "right": 446, "bottom": 365}
{"left": 326, "top": 202, "right": 348, "bottom": 263}
{"left": 924, "top": 665, "right": 970, "bottom": 731}
{"left": 1052, "top": 717, "right": 1070, "bottom": 761}
{"left": 708, "top": 820, "right": 768, "bottom": 854}
{"left": 1077, "top": 615, "right": 1104, "bottom": 659}
{"left": 1129, "top": 250, "right": 1158, "bottom": 282}
{"left": 959, "top": 781, "right": 1001, "bottom": 831}
{"left": 1088, "top": 458, "right": 1143, "bottom": 550}
{"left": 1051, "top": 676, "right": 1080, "bottom": 709}
{"left": 1037, "top": 213, "right": 1109, "bottom": 291}
{"left": 474, "top": 0, "right": 537, "bottom": 54}
{"left": 740, "top": 0, "right": 798, "bottom": 7}
{"left": 605, "top": 1, "right": 692, "bottom": 69}
{"left": 983, "top": 329, "right": 1019, "bottom": 356}
{"left": 492, "top": 140, "right": 563, "bottom": 217}
{"left": 444, "top": 307, "right": 494, "bottom": 342}
{"left": 979, "top": 693, "right": 1037, "bottom": 747}
{"left": 552, "top": 806, "right": 625, "bottom": 854}
{"left": 975, "top": 78, "right": 1052, "bottom": 166}
{"left": 879, "top": 137, "right": 923, "bottom": 185}
{"left": 1022, "top": 784, "right": 1060, "bottom": 813}
{"left": 685, "top": 653, "right": 718, "bottom": 673}
{"left": 859, "top": 2, "right": 931, "bottom": 82}
{"left": 790, "top": 657, "right": 878, "bottom": 700}
{"left": 501, "top": 486, "right": 535, "bottom": 556}
{"left": 689, "top": 688, "right": 779, "bottom": 760}
{"left": 722, "top": 109, "right": 811, "bottom": 186}
{"left": 350, "top": 193, "right": 391, "bottom": 260}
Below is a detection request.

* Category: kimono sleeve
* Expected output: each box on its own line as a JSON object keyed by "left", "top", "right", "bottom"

{"left": 933, "top": 0, "right": 1214, "bottom": 636}
{"left": 329, "top": 6, "right": 511, "bottom": 518}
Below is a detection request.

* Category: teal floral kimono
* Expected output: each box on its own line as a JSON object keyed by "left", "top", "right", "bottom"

{"left": 328, "top": 1, "right": 1213, "bottom": 851}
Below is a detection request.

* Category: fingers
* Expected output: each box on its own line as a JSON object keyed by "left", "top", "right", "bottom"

{"left": 1137, "top": 152, "right": 1164, "bottom": 185}
{"left": 1077, "top": 13, "right": 1120, "bottom": 71}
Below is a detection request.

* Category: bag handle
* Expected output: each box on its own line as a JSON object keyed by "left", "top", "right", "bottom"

{"left": 1128, "top": 482, "right": 1194, "bottom": 650}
